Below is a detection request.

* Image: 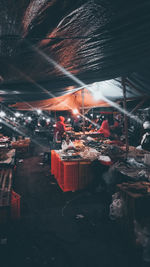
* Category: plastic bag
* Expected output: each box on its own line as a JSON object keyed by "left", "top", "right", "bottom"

{"left": 61, "top": 140, "right": 68, "bottom": 151}
{"left": 109, "top": 192, "right": 125, "bottom": 220}
{"left": 80, "top": 147, "right": 99, "bottom": 160}
{"left": 134, "top": 220, "right": 150, "bottom": 262}
{"left": 127, "top": 157, "right": 145, "bottom": 168}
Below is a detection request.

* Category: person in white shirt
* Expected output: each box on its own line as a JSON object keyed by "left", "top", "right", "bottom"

{"left": 137, "top": 120, "right": 150, "bottom": 151}
{"left": 141, "top": 121, "right": 150, "bottom": 151}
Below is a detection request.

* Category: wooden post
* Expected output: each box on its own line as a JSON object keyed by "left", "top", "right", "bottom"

{"left": 54, "top": 110, "right": 56, "bottom": 121}
{"left": 122, "top": 77, "right": 129, "bottom": 154}
{"left": 81, "top": 88, "right": 85, "bottom": 135}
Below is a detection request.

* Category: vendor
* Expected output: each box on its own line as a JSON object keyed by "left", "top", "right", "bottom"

{"left": 97, "top": 116, "right": 111, "bottom": 138}
{"left": 140, "top": 120, "right": 150, "bottom": 151}
{"left": 110, "top": 118, "right": 122, "bottom": 139}
{"left": 54, "top": 116, "right": 66, "bottom": 142}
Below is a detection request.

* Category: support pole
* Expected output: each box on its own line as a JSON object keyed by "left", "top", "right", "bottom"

{"left": 122, "top": 77, "right": 129, "bottom": 155}
{"left": 54, "top": 110, "right": 56, "bottom": 122}
{"left": 81, "top": 88, "right": 85, "bottom": 134}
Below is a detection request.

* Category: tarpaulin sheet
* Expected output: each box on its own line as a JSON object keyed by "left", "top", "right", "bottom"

{"left": 11, "top": 88, "right": 110, "bottom": 110}
{"left": 0, "top": 0, "right": 150, "bottom": 102}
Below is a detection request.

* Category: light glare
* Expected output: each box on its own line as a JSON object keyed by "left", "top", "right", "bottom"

{"left": 0, "top": 111, "right": 6, "bottom": 117}
{"left": 73, "top": 109, "right": 78, "bottom": 115}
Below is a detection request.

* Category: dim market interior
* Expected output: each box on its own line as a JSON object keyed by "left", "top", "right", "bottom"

{"left": 1, "top": 1, "right": 150, "bottom": 267}
{"left": 0, "top": 100, "right": 150, "bottom": 267}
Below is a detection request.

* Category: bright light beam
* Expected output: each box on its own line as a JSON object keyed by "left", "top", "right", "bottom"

{"left": 32, "top": 46, "right": 143, "bottom": 125}
{"left": 102, "top": 95, "right": 143, "bottom": 124}
{"left": 10, "top": 45, "right": 142, "bottom": 128}
{"left": 33, "top": 46, "right": 87, "bottom": 89}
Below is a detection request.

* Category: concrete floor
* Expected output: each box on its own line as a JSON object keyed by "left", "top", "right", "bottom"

{"left": 0, "top": 138, "right": 145, "bottom": 267}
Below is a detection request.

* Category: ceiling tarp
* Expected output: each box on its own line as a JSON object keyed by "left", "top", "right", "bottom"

{"left": 11, "top": 88, "right": 110, "bottom": 110}
{"left": 126, "top": 72, "right": 150, "bottom": 96}
{"left": 1, "top": 0, "right": 150, "bottom": 102}
{"left": 11, "top": 78, "right": 142, "bottom": 110}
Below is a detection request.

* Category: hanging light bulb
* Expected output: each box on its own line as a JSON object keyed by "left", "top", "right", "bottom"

{"left": 0, "top": 111, "right": 6, "bottom": 117}
{"left": 73, "top": 109, "right": 78, "bottom": 114}
{"left": 37, "top": 109, "right": 42, "bottom": 115}
{"left": 15, "top": 112, "right": 21, "bottom": 118}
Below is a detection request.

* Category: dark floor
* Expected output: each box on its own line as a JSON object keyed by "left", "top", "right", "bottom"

{"left": 0, "top": 138, "right": 145, "bottom": 267}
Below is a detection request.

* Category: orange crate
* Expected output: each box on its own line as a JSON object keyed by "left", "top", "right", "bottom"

{"left": 79, "top": 161, "right": 93, "bottom": 190}
{"left": 51, "top": 150, "right": 55, "bottom": 175}
{"left": 58, "top": 160, "right": 64, "bottom": 188}
{"left": 63, "top": 162, "right": 79, "bottom": 192}
{"left": 53, "top": 152, "right": 58, "bottom": 178}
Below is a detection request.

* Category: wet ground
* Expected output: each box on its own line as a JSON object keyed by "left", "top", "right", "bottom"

{"left": 0, "top": 138, "right": 145, "bottom": 267}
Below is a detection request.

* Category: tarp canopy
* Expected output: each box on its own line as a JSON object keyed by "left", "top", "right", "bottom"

{"left": 12, "top": 78, "right": 142, "bottom": 110}
{"left": 0, "top": 0, "right": 150, "bottom": 103}
{"left": 11, "top": 88, "right": 110, "bottom": 110}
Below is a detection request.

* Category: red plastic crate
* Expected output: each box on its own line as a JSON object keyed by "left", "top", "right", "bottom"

{"left": 51, "top": 150, "right": 55, "bottom": 175}
{"left": 63, "top": 161, "right": 79, "bottom": 192}
{"left": 53, "top": 152, "right": 57, "bottom": 178}
{"left": 55, "top": 154, "right": 61, "bottom": 181}
{"left": 78, "top": 161, "right": 93, "bottom": 190}
{"left": 11, "top": 190, "right": 21, "bottom": 220}
{"left": 58, "top": 160, "right": 64, "bottom": 188}
{"left": 99, "top": 160, "right": 113, "bottom": 166}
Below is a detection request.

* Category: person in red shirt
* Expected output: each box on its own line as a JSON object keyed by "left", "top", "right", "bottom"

{"left": 97, "top": 118, "right": 110, "bottom": 138}
{"left": 54, "top": 116, "right": 66, "bottom": 142}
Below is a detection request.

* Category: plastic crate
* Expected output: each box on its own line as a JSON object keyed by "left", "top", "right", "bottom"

{"left": 63, "top": 161, "right": 79, "bottom": 192}
{"left": 78, "top": 161, "right": 93, "bottom": 190}
{"left": 51, "top": 150, "right": 55, "bottom": 175}
{"left": 99, "top": 160, "right": 113, "bottom": 166}
{"left": 11, "top": 190, "right": 21, "bottom": 220}
{"left": 58, "top": 160, "right": 64, "bottom": 188}
{"left": 55, "top": 154, "right": 61, "bottom": 181}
